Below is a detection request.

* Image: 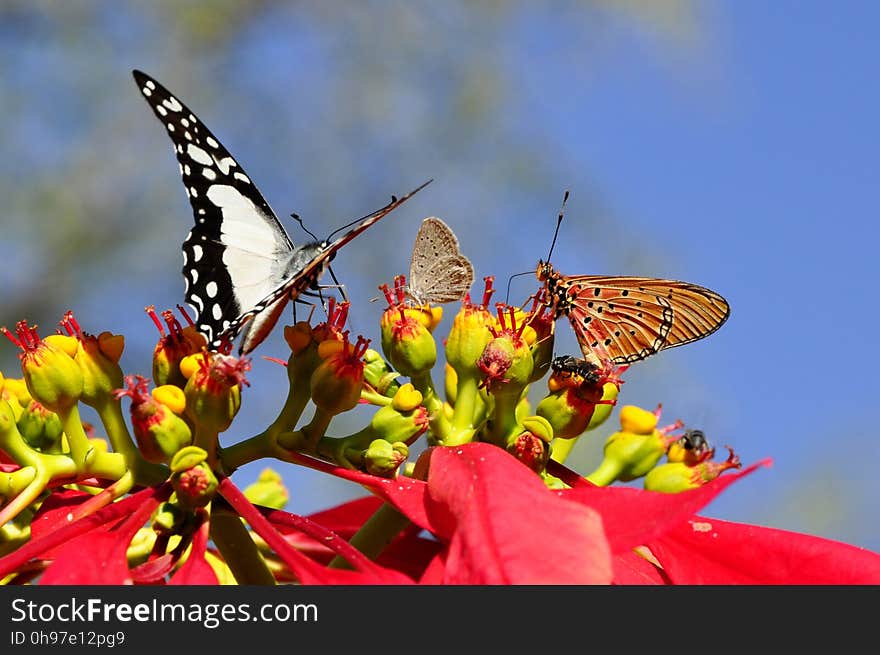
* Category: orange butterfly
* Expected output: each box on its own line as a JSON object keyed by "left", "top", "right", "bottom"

{"left": 535, "top": 193, "right": 730, "bottom": 367}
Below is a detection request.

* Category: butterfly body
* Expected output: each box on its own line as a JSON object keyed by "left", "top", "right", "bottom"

{"left": 134, "top": 69, "right": 429, "bottom": 354}
{"left": 537, "top": 261, "right": 729, "bottom": 367}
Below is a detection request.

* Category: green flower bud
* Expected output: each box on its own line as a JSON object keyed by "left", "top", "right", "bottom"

{"left": 3, "top": 323, "right": 83, "bottom": 414}
{"left": 243, "top": 468, "right": 289, "bottom": 510}
{"left": 363, "top": 439, "right": 409, "bottom": 477}
{"left": 380, "top": 306, "right": 437, "bottom": 378}
{"left": 371, "top": 392, "right": 429, "bottom": 445}
{"left": 152, "top": 500, "right": 186, "bottom": 535}
{"left": 16, "top": 400, "right": 63, "bottom": 451}
{"left": 477, "top": 335, "right": 533, "bottom": 395}
{"left": 536, "top": 381, "right": 619, "bottom": 440}
{"left": 309, "top": 336, "right": 370, "bottom": 415}
{"left": 0, "top": 375, "right": 32, "bottom": 421}
{"left": 115, "top": 375, "right": 192, "bottom": 463}
{"left": 645, "top": 447, "right": 742, "bottom": 493}
{"left": 170, "top": 446, "right": 218, "bottom": 509}
{"left": 445, "top": 278, "right": 496, "bottom": 376}
{"left": 585, "top": 404, "right": 682, "bottom": 486}
{"left": 362, "top": 349, "right": 401, "bottom": 398}
{"left": 507, "top": 419, "right": 552, "bottom": 474}
{"left": 182, "top": 353, "right": 249, "bottom": 434}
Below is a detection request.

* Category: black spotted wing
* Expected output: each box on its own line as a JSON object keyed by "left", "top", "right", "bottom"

{"left": 133, "top": 70, "right": 430, "bottom": 355}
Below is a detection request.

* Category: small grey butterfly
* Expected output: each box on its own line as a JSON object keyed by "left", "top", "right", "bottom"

{"left": 407, "top": 217, "right": 474, "bottom": 305}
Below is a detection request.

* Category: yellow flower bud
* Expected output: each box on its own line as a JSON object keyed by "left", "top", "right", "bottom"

{"left": 619, "top": 405, "right": 658, "bottom": 435}
{"left": 152, "top": 384, "right": 186, "bottom": 415}
{"left": 391, "top": 383, "right": 423, "bottom": 412}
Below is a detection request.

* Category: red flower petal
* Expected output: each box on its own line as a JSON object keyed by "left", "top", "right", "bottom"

{"left": 219, "top": 477, "right": 413, "bottom": 585}
{"left": 376, "top": 527, "right": 443, "bottom": 580}
{"left": 39, "top": 487, "right": 168, "bottom": 584}
{"left": 271, "top": 498, "right": 440, "bottom": 578}
{"left": 29, "top": 489, "right": 98, "bottom": 558}
{"left": 559, "top": 460, "right": 772, "bottom": 553}
{"left": 426, "top": 444, "right": 613, "bottom": 584}
{"left": 169, "top": 516, "right": 218, "bottom": 585}
{"left": 612, "top": 549, "right": 669, "bottom": 585}
{"left": 283, "top": 451, "right": 434, "bottom": 531}
{"left": 648, "top": 516, "right": 880, "bottom": 584}
{"left": 305, "top": 496, "right": 384, "bottom": 538}
{"left": 419, "top": 551, "right": 448, "bottom": 584}
{"left": 0, "top": 484, "right": 170, "bottom": 580}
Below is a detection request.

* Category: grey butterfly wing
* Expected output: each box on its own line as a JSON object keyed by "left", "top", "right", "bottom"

{"left": 408, "top": 217, "right": 474, "bottom": 304}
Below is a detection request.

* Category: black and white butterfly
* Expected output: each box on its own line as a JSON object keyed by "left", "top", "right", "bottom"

{"left": 133, "top": 70, "right": 431, "bottom": 355}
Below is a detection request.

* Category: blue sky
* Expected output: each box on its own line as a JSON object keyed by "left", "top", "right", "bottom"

{"left": 1, "top": 3, "right": 877, "bottom": 551}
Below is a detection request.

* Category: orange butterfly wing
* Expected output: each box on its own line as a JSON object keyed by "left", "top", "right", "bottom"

{"left": 553, "top": 274, "right": 730, "bottom": 366}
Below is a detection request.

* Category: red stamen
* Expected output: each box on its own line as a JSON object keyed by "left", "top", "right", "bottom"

{"left": 335, "top": 301, "right": 350, "bottom": 329}
{"left": 112, "top": 374, "right": 151, "bottom": 402}
{"left": 261, "top": 356, "right": 289, "bottom": 368}
{"left": 326, "top": 296, "right": 336, "bottom": 322}
{"left": 176, "top": 304, "right": 196, "bottom": 328}
{"left": 161, "top": 310, "right": 184, "bottom": 339}
{"left": 354, "top": 336, "right": 372, "bottom": 359}
{"left": 494, "top": 303, "right": 508, "bottom": 331}
{"left": 659, "top": 419, "right": 685, "bottom": 436}
{"left": 481, "top": 276, "right": 496, "bottom": 309}
{"left": 145, "top": 305, "right": 165, "bottom": 335}
{"left": 1, "top": 326, "right": 24, "bottom": 350}
{"left": 379, "top": 283, "right": 395, "bottom": 307}
{"left": 393, "top": 275, "right": 407, "bottom": 304}
{"left": 59, "top": 311, "right": 82, "bottom": 339}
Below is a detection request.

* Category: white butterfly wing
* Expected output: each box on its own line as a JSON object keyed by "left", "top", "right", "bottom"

{"left": 134, "top": 70, "right": 294, "bottom": 347}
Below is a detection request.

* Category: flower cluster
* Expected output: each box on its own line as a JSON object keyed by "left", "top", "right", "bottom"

{"left": 0, "top": 242, "right": 878, "bottom": 585}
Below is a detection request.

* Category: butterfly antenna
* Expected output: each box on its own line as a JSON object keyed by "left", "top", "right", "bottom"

{"left": 326, "top": 179, "right": 433, "bottom": 242}
{"left": 545, "top": 189, "right": 570, "bottom": 263}
{"left": 290, "top": 213, "right": 319, "bottom": 241}
{"left": 505, "top": 270, "right": 534, "bottom": 304}
{"left": 326, "top": 200, "right": 396, "bottom": 242}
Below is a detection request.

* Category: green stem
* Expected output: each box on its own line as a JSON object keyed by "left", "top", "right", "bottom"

{"left": 411, "top": 371, "right": 451, "bottom": 444}
{"left": 66, "top": 470, "right": 134, "bottom": 523}
{"left": 193, "top": 424, "right": 221, "bottom": 472}
{"left": 486, "top": 391, "right": 522, "bottom": 447}
{"left": 328, "top": 502, "right": 411, "bottom": 569}
{"left": 360, "top": 389, "right": 392, "bottom": 406}
{"left": 447, "top": 372, "right": 481, "bottom": 446}
{"left": 550, "top": 437, "right": 577, "bottom": 464}
{"left": 278, "top": 408, "right": 333, "bottom": 454}
{"left": 58, "top": 404, "right": 89, "bottom": 464}
{"left": 0, "top": 469, "right": 50, "bottom": 527}
{"left": 584, "top": 458, "right": 622, "bottom": 486}
{"left": 209, "top": 503, "right": 276, "bottom": 585}
{"left": 60, "top": 404, "right": 126, "bottom": 480}
{"left": 0, "top": 467, "right": 37, "bottom": 498}
{"left": 221, "top": 364, "right": 315, "bottom": 472}
{"left": 220, "top": 431, "right": 276, "bottom": 472}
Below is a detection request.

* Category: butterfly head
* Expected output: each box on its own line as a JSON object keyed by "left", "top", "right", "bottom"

{"left": 536, "top": 260, "right": 555, "bottom": 282}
